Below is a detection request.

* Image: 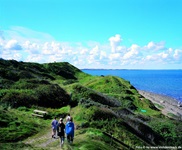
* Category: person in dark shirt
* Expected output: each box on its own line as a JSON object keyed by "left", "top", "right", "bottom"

{"left": 57, "top": 118, "right": 65, "bottom": 147}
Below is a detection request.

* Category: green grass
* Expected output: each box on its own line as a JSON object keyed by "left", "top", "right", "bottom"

{"left": 133, "top": 97, "right": 161, "bottom": 116}
{"left": 167, "top": 112, "right": 177, "bottom": 118}
{"left": 0, "top": 143, "right": 37, "bottom": 150}
{"left": 154, "top": 103, "right": 164, "bottom": 109}
{"left": 0, "top": 106, "right": 49, "bottom": 142}
{"left": 81, "top": 76, "right": 134, "bottom": 94}
{"left": 73, "top": 128, "right": 123, "bottom": 150}
{"left": 148, "top": 118, "right": 182, "bottom": 146}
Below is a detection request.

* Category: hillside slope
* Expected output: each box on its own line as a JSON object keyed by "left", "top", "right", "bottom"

{"left": 0, "top": 59, "right": 181, "bottom": 149}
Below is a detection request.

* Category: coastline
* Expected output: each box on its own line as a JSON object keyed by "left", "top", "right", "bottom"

{"left": 138, "top": 90, "right": 182, "bottom": 119}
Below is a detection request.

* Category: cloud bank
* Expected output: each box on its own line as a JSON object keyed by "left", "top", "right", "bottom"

{"left": 0, "top": 27, "right": 182, "bottom": 69}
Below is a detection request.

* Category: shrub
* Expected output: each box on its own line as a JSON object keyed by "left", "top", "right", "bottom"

{"left": 71, "top": 84, "right": 121, "bottom": 107}
{"left": 35, "top": 84, "right": 70, "bottom": 108}
{"left": 1, "top": 89, "right": 37, "bottom": 108}
{"left": 0, "top": 79, "right": 14, "bottom": 89}
{"left": 46, "top": 106, "right": 71, "bottom": 119}
{"left": 1, "top": 84, "right": 70, "bottom": 108}
{"left": 11, "top": 79, "right": 50, "bottom": 89}
{"left": 17, "top": 106, "right": 29, "bottom": 111}
{"left": 149, "top": 119, "right": 182, "bottom": 146}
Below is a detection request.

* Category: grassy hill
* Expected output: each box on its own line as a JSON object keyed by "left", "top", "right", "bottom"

{"left": 0, "top": 58, "right": 181, "bottom": 149}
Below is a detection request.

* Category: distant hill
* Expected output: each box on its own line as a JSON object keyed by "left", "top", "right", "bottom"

{"left": 0, "top": 58, "right": 82, "bottom": 81}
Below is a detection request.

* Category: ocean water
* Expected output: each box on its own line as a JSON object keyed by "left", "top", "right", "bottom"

{"left": 82, "top": 69, "right": 182, "bottom": 102}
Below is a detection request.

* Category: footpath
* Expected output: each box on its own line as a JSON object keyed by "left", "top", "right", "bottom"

{"left": 24, "top": 126, "right": 72, "bottom": 150}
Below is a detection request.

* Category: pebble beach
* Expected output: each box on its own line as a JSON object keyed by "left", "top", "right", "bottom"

{"left": 138, "top": 90, "right": 182, "bottom": 119}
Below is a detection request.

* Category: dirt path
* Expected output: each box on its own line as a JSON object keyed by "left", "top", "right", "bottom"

{"left": 24, "top": 127, "right": 71, "bottom": 150}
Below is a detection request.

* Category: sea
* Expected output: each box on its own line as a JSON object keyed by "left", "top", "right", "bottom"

{"left": 82, "top": 69, "right": 182, "bottom": 102}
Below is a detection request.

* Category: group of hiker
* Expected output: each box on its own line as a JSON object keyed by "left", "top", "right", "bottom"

{"left": 51, "top": 114, "right": 75, "bottom": 147}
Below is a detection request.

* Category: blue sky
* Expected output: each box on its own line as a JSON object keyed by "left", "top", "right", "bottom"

{"left": 0, "top": 0, "right": 182, "bottom": 69}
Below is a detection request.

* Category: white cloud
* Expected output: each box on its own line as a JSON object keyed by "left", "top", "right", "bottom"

{"left": 100, "top": 51, "right": 107, "bottom": 60}
{"left": 123, "top": 44, "right": 139, "bottom": 60}
{"left": 23, "top": 40, "right": 40, "bottom": 54}
{"left": 42, "top": 42, "right": 52, "bottom": 55}
{"left": 145, "top": 55, "right": 152, "bottom": 61}
{"left": 86, "top": 45, "right": 102, "bottom": 64}
{"left": 90, "top": 45, "right": 99, "bottom": 55}
{"left": 173, "top": 49, "right": 182, "bottom": 60}
{"left": 0, "top": 38, "right": 4, "bottom": 53}
{"left": 109, "top": 53, "right": 121, "bottom": 61}
{"left": 26, "top": 54, "right": 45, "bottom": 63}
{"left": 1, "top": 50, "right": 22, "bottom": 61}
{"left": 5, "top": 39, "right": 22, "bottom": 50}
{"left": 116, "top": 46, "right": 127, "bottom": 52}
{"left": 80, "top": 48, "right": 88, "bottom": 55}
{"left": 109, "top": 34, "right": 122, "bottom": 53}
{"left": 159, "top": 52, "right": 168, "bottom": 59}
{"left": 1, "top": 27, "right": 182, "bottom": 69}
{"left": 144, "top": 41, "right": 165, "bottom": 51}
{"left": 47, "top": 42, "right": 62, "bottom": 54}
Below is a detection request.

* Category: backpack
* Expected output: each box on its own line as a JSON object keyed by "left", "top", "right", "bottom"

{"left": 66, "top": 122, "right": 74, "bottom": 136}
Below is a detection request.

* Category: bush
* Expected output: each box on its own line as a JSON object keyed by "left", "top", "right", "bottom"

{"left": 11, "top": 79, "right": 51, "bottom": 89}
{"left": 149, "top": 119, "right": 182, "bottom": 146}
{"left": 17, "top": 106, "right": 29, "bottom": 111}
{"left": 1, "top": 89, "right": 37, "bottom": 108}
{"left": 71, "top": 84, "right": 121, "bottom": 107}
{"left": 46, "top": 106, "right": 71, "bottom": 119}
{"left": 35, "top": 84, "right": 70, "bottom": 108}
{"left": 0, "top": 84, "right": 71, "bottom": 108}
{"left": 0, "top": 79, "right": 14, "bottom": 89}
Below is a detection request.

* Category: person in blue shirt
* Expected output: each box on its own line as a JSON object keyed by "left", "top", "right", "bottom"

{"left": 51, "top": 117, "right": 58, "bottom": 138}
{"left": 65, "top": 116, "right": 75, "bottom": 144}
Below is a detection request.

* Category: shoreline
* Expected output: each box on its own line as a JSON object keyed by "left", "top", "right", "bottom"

{"left": 138, "top": 90, "right": 182, "bottom": 118}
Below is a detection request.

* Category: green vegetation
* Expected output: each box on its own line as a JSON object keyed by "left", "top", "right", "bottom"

{"left": 0, "top": 105, "right": 47, "bottom": 142}
{"left": 154, "top": 103, "right": 164, "bottom": 109}
{"left": 0, "top": 58, "right": 181, "bottom": 149}
{"left": 149, "top": 118, "right": 182, "bottom": 146}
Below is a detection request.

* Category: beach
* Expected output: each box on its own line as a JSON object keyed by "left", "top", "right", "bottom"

{"left": 138, "top": 90, "right": 182, "bottom": 119}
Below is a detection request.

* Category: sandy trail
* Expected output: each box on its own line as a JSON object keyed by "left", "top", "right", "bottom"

{"left": 138, "top": 90, "right": 182, "bottom": 120}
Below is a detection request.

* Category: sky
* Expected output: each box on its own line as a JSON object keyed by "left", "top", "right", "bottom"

{"left": 0, "top": 0, "right": 182, "bottom": 69}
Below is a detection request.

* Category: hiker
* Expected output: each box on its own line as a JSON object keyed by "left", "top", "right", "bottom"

{"left": 51, "top": 117, "right": 58, "bottom": 138}
{"left": 57, "top": 118, "right": 65, "bottom": 147}
{"left": 65, "top": 116, "right": 75, "bottom": 144}
{"left": 66, "top": 113, "right": 71, "bottom": 122}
